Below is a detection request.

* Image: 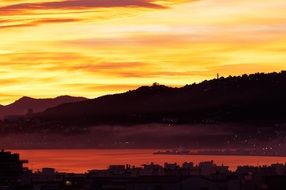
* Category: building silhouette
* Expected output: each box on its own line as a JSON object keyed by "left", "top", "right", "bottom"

{"left": 0, "top": 150, "right": 28, "bottom": 185}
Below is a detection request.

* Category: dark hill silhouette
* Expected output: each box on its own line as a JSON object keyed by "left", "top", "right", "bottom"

{"left": 35, "top": 71, "right": 286, "bottom": 125}
{"left": 0, "top": 95, "right": 87, "bottom": 119}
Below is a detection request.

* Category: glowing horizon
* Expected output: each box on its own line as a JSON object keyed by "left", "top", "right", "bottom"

{"left": 1, "top": 0, "right": 286, "bottom": 104}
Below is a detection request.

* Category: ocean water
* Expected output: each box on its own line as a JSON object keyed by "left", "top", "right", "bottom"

{"left": 11, "top": 149, "right": 286, "bottom": 173}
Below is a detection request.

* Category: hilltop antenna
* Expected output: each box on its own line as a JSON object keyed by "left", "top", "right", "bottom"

{"left": 217, "top": 73, "right": 220, "bottom": 79}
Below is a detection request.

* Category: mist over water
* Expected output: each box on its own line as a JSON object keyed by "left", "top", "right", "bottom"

{"left": 0, "top": 124, "right": 231, "bottom": 148}
{"left": 1, "top": 124, "right": 284, "bottom": 150}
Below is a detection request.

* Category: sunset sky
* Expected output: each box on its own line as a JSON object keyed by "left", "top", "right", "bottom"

{"left": 1, "top": 0, "right": 286, "bottom": 104}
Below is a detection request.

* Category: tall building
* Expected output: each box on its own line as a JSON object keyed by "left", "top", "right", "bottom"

{"left": 0, "top": 150, "right": 28, "bottom": 184}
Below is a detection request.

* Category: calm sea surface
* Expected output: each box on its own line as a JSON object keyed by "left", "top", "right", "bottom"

{"left": 10, "top": 149, "right": 286, "bottom": 173}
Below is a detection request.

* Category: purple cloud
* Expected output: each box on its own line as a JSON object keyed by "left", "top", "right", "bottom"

{"left": 0, "top": 0, "right": 165, "bottom": 13}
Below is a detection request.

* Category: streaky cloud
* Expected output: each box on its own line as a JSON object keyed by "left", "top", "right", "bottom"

{"left": 0, "top": 0, "right": 165, "bottom": 13}
{"left": 0, "top": 18, "right": 82, "bottom": 29}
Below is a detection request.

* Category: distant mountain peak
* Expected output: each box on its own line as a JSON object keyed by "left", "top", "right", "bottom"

{"left": 56, "top": 95, "right": 73, "bottom": 98}
{"left": 18, "top": 96, "right": 34, "bottom": 101}
{"left": 14, "top": 95, "right": 86, "bottom": 103}
{"left": 55, "top": 95, "right": 86, "bottom": 100}
{"left": 0, "top": 95, "right": 88, "bottom": 119}
{"left": 12, "top": 96, "right": 35, "bottom": 104}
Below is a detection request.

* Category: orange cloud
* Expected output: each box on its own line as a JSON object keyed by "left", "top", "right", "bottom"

{"left": 61, "top": 83, "right": 140, "bottom": 92}
{"left": 0, "top": 18, "right": 82, "bottom": 29}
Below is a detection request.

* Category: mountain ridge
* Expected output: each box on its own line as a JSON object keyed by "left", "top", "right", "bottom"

{"left": 0, "top": 95, "right": 88, "bottom": 119}
{"left": 34, "top": 71, "right": 286, "bottom": 125}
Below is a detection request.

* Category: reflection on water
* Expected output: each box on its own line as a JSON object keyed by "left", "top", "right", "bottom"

{"left": 10, "top": 149, "right": 286, "bottom": 173}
